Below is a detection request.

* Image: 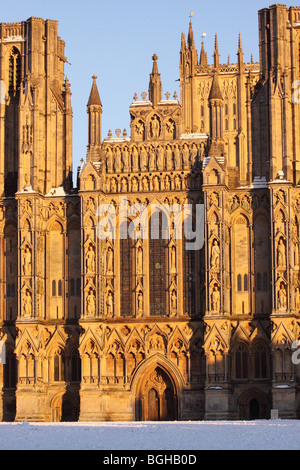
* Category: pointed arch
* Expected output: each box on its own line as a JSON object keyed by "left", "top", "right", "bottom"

{"left": 149, "top": 209, "right": 169, "bottom": 316}
{"left": 120, "top": 218, "right": 134, "bottom": 317}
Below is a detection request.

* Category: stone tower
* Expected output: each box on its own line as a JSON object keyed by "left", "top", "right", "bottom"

{"left": 0, "top": 18, "right": 80, "bottom": 422}
{"left": 1, "top": 5, "right": 300, "bottom": 422}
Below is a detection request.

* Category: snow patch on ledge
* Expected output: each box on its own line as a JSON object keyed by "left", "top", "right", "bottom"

{"left": 45, "top": 186, "right": 66, "bottom": 197}
{"left": 180, "top": 133, "right": 209, "bottom": 140}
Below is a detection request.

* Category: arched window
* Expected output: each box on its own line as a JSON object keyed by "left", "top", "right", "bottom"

{"left": 120, "top": 221, "right": 133, "bottom": 317}
{"left": 52, "top": 280, "right": 56, "bottom": 297}
{"left": 54, "top": 351, "right": 65, "bottom": 382}
{"left": 58, "top": 280, "right": 62, "bottom": 296}
{"left": 237, "top": 274, "right": 242, "bottom": 292}
{"left": 254, "top": 344, "right": 268, "bottom": 379}
{"left": 244, "top": 274, "right": 248, "bottom": 292}
{"left": 234, "top": 344, "right": 249, "bottom": 379}
{"left": 183, "top": 221, "right": 196, "bottom": 315}
{"left": 8, "top": 47, "right": 21, "bottom": 100}
{"left": 149, "top": 211, "right": 168, "bottom": 316}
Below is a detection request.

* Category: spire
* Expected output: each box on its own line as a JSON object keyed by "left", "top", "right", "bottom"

{"left": 87, "top": 75, "right": 102, "bottom": 160}
{"left": 237, "top": 32, "right": 244, "bottom": 70}
{"left": 87, "top": 75, "right": 102, "bottom": 107}
{"left": 199, "top": 41, "right": 208, "bottom": 67}
{"left": 181, "top": 32, "right": 186, "bottom": 52}
{"left": 187, "top": 20, "right": 195, "bottom": 50}
{"left": 213, "top": 33, "right": 220, "bottom": 68}
{"left": 148, "top": 54, "right": 162, "bottom": 106}
{"left": 238, "top": 31, "right": 243, "bottom": 51}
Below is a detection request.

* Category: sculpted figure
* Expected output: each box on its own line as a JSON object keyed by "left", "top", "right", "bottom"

{"left": 211, "top": 240, "right": 220, "bottom": 269}
{"left": 174, "top": 145, "right": 181, "bottom": 169}
{"left": 23, "top": 246, "right": 32, "bottom": 275}
{"left": 137, "top": 291, "right": 143, "bottom": 311}
{"left": 106, "top": 247, "right": 113, "bottom": 274}
{"left": 211, "top": 285, "right": 220, "bottom": 312}
{"left": 86, "top": 245, "right": 95, "bottom": 273}
{"left": 171, "top": 289, "right": 177, "bottom": 311}
{"left": 278, "top": 284, "right": 287, "bottom": 310}
{"left": 23, "top": 289, "right": 32, "bottom": 318}
{"left": 106, "top": 291, "right": 114, "bottom": 317}
{"left": 277, "top": 238, "right": 286, "bottom": 267}
{"left": 151, "top": 116, "right": 160, "bottom": 138}
{"left": 86, "top": 288, "right": 96, "bottom": 316}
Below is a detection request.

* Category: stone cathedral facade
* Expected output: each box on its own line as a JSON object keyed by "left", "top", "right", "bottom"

{"left": 1, "top": 4, "right": 300, "bottom": 422}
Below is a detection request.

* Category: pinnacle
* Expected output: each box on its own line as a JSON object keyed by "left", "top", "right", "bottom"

{"left": 87, "top": 75, "right": 102, "bottom": 107}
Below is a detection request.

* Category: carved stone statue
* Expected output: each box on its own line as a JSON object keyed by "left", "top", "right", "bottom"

{"left": 153, "top": 175, "right": 160, "bottom": 191}
{"left": 23, "top": 289, "right": 32, "bottom": 318}
{"left": 86, "top": 245, "right": 95, "bottom": 273}
{"left": 171, "top": 289, "right": 177, "bottom": 311}
{"left": 86, "top": 288, "right": 96, "bottom": 316}
{"left": 23, "top": 246, "right": 32, "bottom": 276}
{"left": 121, "top": 147, "right": 129, "bottom": 171}
{"left": 149, "top": 148, "right": 156, "bottom": 170}
{"left": 156, "top": 147, "right": 164, "bottom": 170}
{"left": 174, "top": 174, "right": 181, "bottom": 190}
{"left": 174, "top": 145, "right": 181, "bottom": 169}
{"left": 114, "top": 148, "right": 121, "bottom": 172}
{"left": 140, "top": 148, "right": 147, "bottom": 171}
{"left": 137, "top": 291, "right": 143, "bottom": 311}
{"left": 211, "top": 285, "right": 220, "bottom": 312}
{"left": 211, "top": 240, "right": 220, "bottom": 269}
{"left": 151, "top": 115, "right": 160, "bottom": 138}
{"left": 106, "top": 247, "right": 113, "bottom": 274}
{"left": 132, "top": 147, "right": 139, "bottom": 171}
{"left": 106, "top": 291, "right": 114, "bottom": 317}
{"left": 277, "top": 238, "right": 286, "bottom": 267}
{"left": 278, "top": 283, "right": 287, "bottom": 310}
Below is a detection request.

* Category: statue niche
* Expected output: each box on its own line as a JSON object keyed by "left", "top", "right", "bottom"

{"left": 210, "top": 239, "right": 220, "bottom": 270}
{"left": 277, "top": 237, "right": 286, "bottom": 268}
{"left": 150, "top": 115, "right": 161, "bottom": 139}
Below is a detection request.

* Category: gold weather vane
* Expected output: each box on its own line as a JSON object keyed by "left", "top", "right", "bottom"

{"left": 189, "top": 12, "right": 194, "bottom": 21}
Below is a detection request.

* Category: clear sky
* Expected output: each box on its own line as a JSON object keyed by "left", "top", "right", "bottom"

{"left": 0, "top": 0, "right": 297, "bottom": 181}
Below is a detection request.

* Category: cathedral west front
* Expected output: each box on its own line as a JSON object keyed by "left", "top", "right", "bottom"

{"left": 0, "top": 4, "right": 300, "bottom": 422}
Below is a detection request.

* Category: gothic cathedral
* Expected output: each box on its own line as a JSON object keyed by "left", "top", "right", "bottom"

{"left": 0, "top": 4, "right": 300, "bottom": 422}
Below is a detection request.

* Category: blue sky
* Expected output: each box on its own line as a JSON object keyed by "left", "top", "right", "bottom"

{"left": 0, "top": 0, "right": 297, "bottom": 178}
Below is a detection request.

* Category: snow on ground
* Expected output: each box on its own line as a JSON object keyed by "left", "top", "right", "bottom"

{"left": 0, "top": 420, "right": 299, "bottom": 450}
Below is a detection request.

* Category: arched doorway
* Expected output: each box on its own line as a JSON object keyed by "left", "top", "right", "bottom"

{"left": 51, "top": 392, "right": 79, "bottom": 422}
{"left": 138, "top": 366, "right": 178, "bottom": 421}
{"left": 238, "top": 389, "right": 270, "bottom": 420}
{"left": 250, "top": 398, "right": 260, "bottom": 420}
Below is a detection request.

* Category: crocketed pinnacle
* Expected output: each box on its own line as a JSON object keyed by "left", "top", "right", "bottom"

{"left": 187, "top": 21, "right": 195, "bottom": 49}
{"left": 87, "top": 75, "right": 102, "bottom": 107}
{"left": 209, "top": 71, "right": 223, "bottom": 101}
{"left": 148, "top": 54, "right": 162, "bottom": 106}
